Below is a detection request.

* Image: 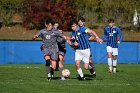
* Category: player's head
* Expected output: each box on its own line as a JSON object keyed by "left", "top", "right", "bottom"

{"left": 45, "top": 19, "right": 54, "bottom": 31}
{"left": 108, "top": 18, "right": 115, "bottom": 27}
{"left": 78, "top": 17, "right": 85, "bottom": 27}
{"left": 53, "top": 22, "right": 59, "bottom": 30}
{"left": 70, "top": 19, "right": 78, "bottom": 31}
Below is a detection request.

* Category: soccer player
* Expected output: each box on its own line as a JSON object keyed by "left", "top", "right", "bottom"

{"left": 67, "top": 20, "right": 102, "bottom": 80}
{"left": 33, "top": 19, "right": 70, "bottom": 80}
{"left": 102, "top": 18, "right": 123, "bottom": 73}
{"left": 78, "top": 17, "right": 102, "bottom": 78}
{"left": 53, "top": 22, "right": 66, "bottom": 80}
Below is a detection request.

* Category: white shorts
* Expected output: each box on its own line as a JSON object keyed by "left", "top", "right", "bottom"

{"left": 75, "top": 48, "right": 90, "bottom": 63}
{"left": 107, "top": 46, "right": 118, "bottom": 55}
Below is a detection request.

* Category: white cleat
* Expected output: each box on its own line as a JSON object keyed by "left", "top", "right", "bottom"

{"left": 61, "top": 77, "right": 66, "bottom": 80}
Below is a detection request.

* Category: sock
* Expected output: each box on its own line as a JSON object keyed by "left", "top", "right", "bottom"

{"left": 45, "top": 60, "right": 51, "bottom": 77}
{"left": 89, "top": 63, "right": 95, "bottom": 74}
{"left": 108, "top": 58, "right": 112, "bottom": 72}
{"left": 59, "top": 67, "right": 64, "bottom": 76}
{"left": 77, "top": 68, "right": 83, "bottom": 77}
{"left": 113, "top": 60, "right": 117, "bottom": 73}
{"left": 45, "top": 66, "right": 51, "bottom": 77}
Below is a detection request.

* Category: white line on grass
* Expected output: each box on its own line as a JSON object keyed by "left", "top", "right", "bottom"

{"left": 0, "top": 81, "right": 139, "bottom": 86}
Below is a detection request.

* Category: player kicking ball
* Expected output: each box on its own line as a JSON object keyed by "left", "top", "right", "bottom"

{"left": 33, "top": 19, "right": 70, "bottom": 80}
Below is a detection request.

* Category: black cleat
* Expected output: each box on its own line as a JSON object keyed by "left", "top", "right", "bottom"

{"left": 81, "top": 77, "right": 86, "bottom": 81}
{"left": 92, "top": 73, "right": 96, "bottom": 78}
{"left": 77, "top": 75, "right": 86, "bottom": 81}
{"left": 47, "top": 77, "right": 51, "bottom": 81}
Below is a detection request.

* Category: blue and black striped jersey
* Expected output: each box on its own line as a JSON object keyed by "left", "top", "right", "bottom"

{"left": 102, "top": 26, "right": 123, "bottom": 48}
{"left": 70, "top": 26, "right": 91, "bottom": 50}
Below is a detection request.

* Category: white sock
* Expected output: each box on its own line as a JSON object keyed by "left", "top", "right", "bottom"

{"left": 89, "top": 64, "right": 92, "bottom": 69}
{"left": 113, "top": 60, "right": 117, "bottom": 73}
{"left": 77, "top": 68, "right": 83, "bottom": 77}
{"left": 108, "top": 58, "right": 112, "bottom": 71}
{"left": 48, "top": 73, "right": 51, "bottom": 77}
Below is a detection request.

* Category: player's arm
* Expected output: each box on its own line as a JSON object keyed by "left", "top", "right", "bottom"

{"left": 102, "top": 28, "right": 107, "bottom": 40}
{"left": 55, "top": 31, "right": 71, "bottom": 41}
{"left": 67, "top": 32, "right": 78, "bottom": 49}
{"left": 85, "top": 28, "right": 103, "bottom": 43}
{"left": 87, "top": 32, "right": 95, "bottom": 41}
{"left": 117, "top": 27, "right": 123, "bottom": 44}
{"left": 32, "top": 31, "right": 41, "bottom": 40}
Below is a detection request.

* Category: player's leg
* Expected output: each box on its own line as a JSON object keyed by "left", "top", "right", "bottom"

{"left": 44, "top": 54, "right": 52, "bottom": 80}
{"left": 58, "top": 54, "right": 65, "bottom": 80}
{"left": 89, "top": 55, "right": 96, "bottom": 78}
{"left": 76, "top": 60, "right": 85, "bottom": 80}
{"left": 107, "top": 46, "right": 113, "bottom": 73}
{"left": 112, "top": 48, "right": 118, "bottom": 73}
{"left": 83, "top": 49, "right": 90, "bottom": 70}
{"left": 75, "top": 50, "right": 85, "bottom": 80}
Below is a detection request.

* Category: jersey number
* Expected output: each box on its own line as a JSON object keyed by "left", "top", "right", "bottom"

{"left": 109, "top": 33, "right": 114, "bottom": 36}
{"left": 46, "top": 35, "right": 50, "bottom": 39}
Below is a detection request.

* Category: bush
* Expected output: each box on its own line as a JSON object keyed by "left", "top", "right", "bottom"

{"left": 23, "top": 0, "right": 77, "bottom": 30}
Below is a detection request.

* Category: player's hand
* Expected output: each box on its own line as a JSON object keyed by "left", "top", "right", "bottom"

{"left": 74, "top": 42, "right": 78, "bottom": 46}
{"left": 66, "top": 40, "right": 71, "bottom": 45}
{"left": 96, "top": 38, "right": 103, "bottom": 44}
{"left": 117, "top": 41, "right": 120, "bottom": 44}
{"left": 32, "top": 35, "right": 38, "bottom": 40}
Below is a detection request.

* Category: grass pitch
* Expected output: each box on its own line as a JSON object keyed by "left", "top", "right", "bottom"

{"left": 0, "top": 64, "right": 140, "bottom": 93}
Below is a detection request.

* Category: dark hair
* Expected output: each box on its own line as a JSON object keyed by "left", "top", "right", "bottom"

{"left": 78, "top": 17, "right": 85, "bottom": 22}
{"left": 70, "top": 19, "right": 78, "bottom": 26}
{"left": 57, "top": 25, "right": 63, "bottom": 30}
{"left": 108, "top": 18, "right": 114, "bottom": 23}
{"left": 45, "top": 18, "right": 54, "bottom": 25}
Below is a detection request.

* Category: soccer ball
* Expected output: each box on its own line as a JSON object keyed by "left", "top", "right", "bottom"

{"left": 62, "top": 69, "right": 70, "bottom": 77}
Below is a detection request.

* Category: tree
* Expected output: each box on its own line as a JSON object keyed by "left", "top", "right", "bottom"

{"left": 23, "top": 0, "right": 77, "bottom": 30}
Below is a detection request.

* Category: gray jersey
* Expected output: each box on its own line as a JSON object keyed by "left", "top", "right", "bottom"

{"left": 37, "top": 28, "right": 64, "bottom": 50}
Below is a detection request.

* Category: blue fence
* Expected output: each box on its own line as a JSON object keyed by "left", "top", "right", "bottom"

{"left": 0, "top": 41, "right": 140, "bottom": 64}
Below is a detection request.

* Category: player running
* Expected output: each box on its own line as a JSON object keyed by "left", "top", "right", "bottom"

{"left": 33, "top": 19, "right": 70, "bottom": 80}
{"left": 78, "top": 17, "right": 102, "bottom": 78}
{"left": 53, "top": 22, "right": 66, "bottom": 80}
{"left": 67, "top": 20, "right": 102, "bottom": 80}
{"left": 102, "top": 18, "right": 123, "bottom": 73}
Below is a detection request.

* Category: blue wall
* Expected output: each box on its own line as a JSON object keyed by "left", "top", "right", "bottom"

{"left": 0, "top": 41, "right": 140, "bottom": 64}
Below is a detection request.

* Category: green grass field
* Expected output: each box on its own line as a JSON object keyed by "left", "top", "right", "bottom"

{"left": 0, "top": 64, "right": 140, "bottom": 93}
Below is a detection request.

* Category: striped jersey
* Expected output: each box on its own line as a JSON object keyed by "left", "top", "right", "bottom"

{"left": 79, "top": 26, "right": 93, "bottom": 39}
{"left": 102, "top": 26, "right": 123, "bottom": 48}
{"left": 70, "top": 26, "right": 90, "bottom": 50}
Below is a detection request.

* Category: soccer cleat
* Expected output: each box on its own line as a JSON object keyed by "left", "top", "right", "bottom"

{"left": 92, "top": 72, "right": 96, "bottom": 78}
{"left": 77, "top": 75, "right": 86, "bottom": 81}
{"left": 61, "top": 77, "right": 66, "bottom": 80}
{"left": 81, "top": 77, "right": 86, "bottom": 81}
{"left": 47, "top": 77, "right": 51, "bottom": 81}
{"left": 108, "top": 69, "right": 112, "bottom": 74}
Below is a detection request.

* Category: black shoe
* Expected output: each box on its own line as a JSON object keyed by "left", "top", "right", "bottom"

{"left": 92, "top": 73, "right": 96, "bottom": 78}
{"left": 47, "top": 77, "right": 51, "bottom": 81}
{"left": 77, "top": 75, "right": 86, "bottom": 81}
{"left": 81, "top": 77, "right": 86, "bottom": 81}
